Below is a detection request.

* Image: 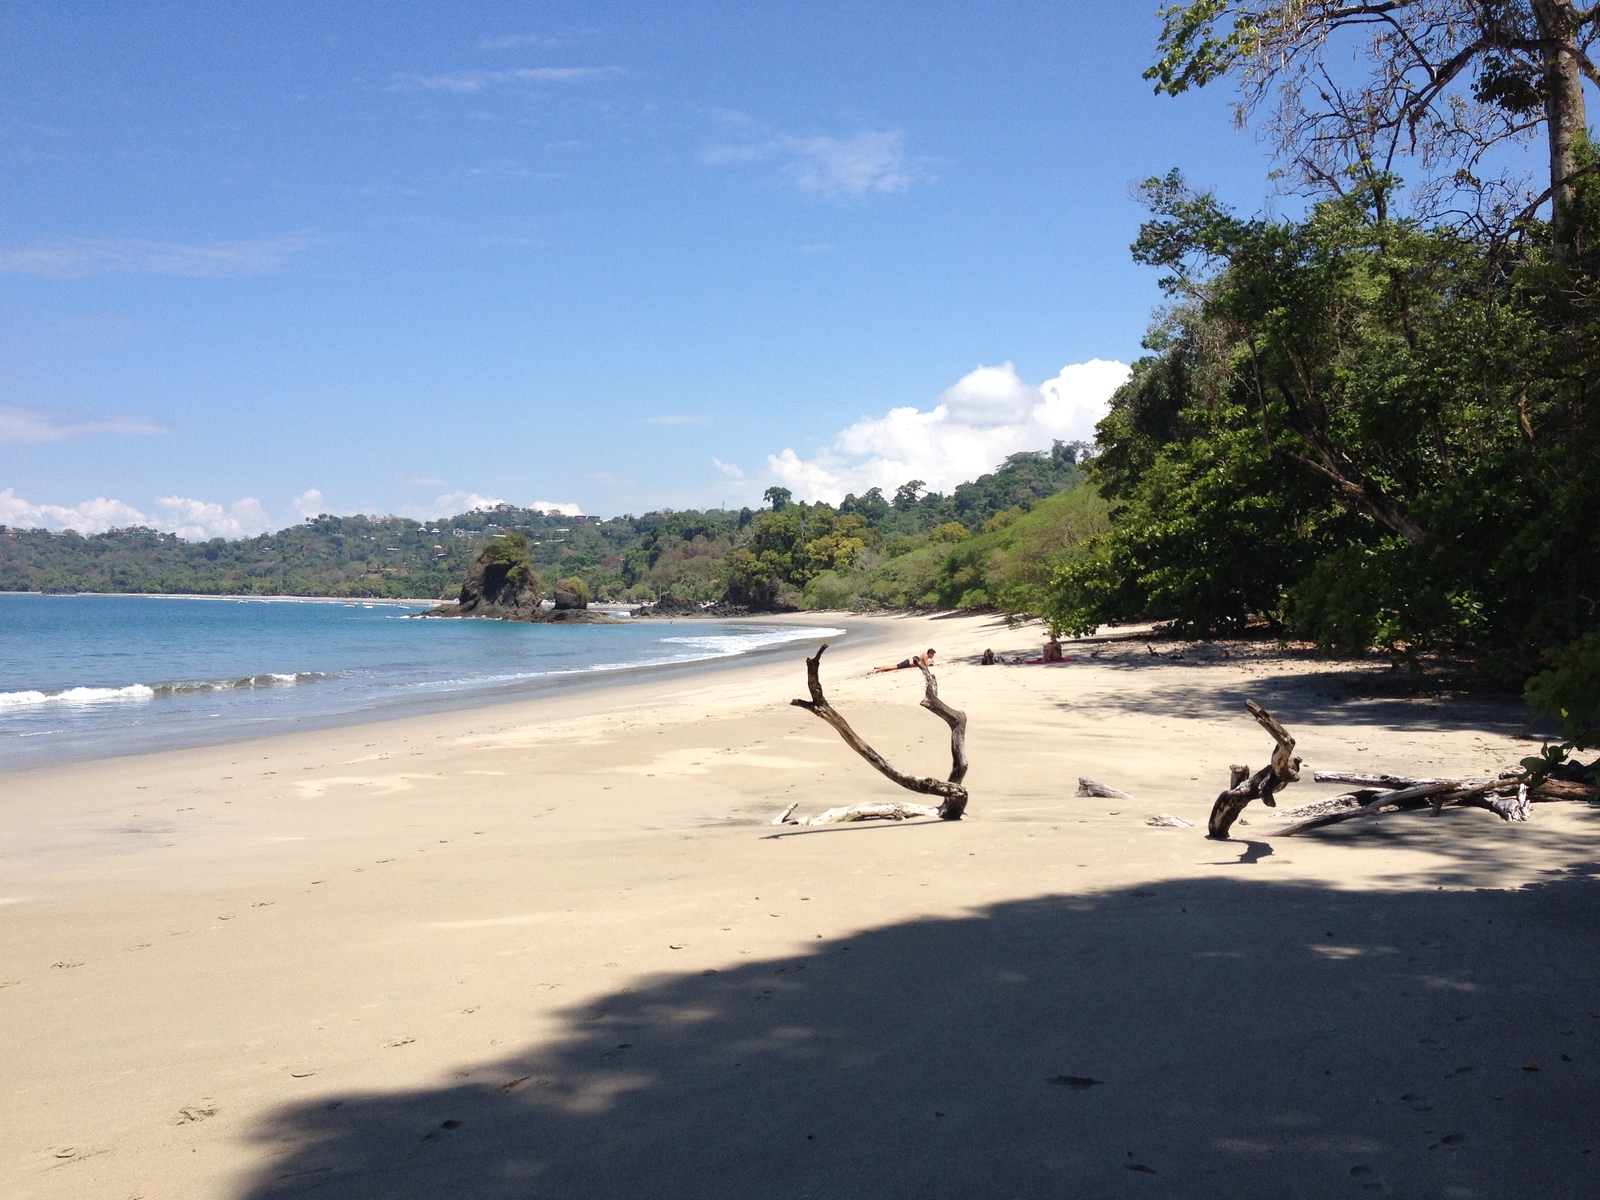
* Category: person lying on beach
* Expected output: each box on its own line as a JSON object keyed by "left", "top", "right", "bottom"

{"left": 873, "top": 648, "right": 936, "bottom": 673}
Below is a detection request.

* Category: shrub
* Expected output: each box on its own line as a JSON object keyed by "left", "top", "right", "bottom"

{"left": 555, "top": 575, "right": 591, "bottom": 606}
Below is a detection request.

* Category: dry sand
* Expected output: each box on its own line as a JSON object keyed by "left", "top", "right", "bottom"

{"left": 2, "top": 611, "right": 1597, "bottom": 1199}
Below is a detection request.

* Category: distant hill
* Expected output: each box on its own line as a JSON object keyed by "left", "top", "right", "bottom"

{"left": 0, "top": 441, "right": 1092, "bottom": 611}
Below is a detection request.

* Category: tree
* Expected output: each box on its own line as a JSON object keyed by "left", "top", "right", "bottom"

{"left": 763, "top": 486, "right": 793, "bottom": 512}
{"left": 893, "top": 480, "right": 927, "bottom": 510}
{"left": 1148, "top": 1, "right": 1600, "bottom": 246}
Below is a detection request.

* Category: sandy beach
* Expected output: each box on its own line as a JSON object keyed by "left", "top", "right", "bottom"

{"left": 3, "top": 611, "right": 1597, "bottom": 1198}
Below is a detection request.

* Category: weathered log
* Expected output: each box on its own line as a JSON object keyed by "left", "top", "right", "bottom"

{"left": 775, "top": 644, "right": 969, "bottom": 827}
{"left": 1532, "top": 777, "right": 1599, "bottom": 802}
{"left": 1077, "top": 778, "right": 1130, "bottom": 799}
{"left": 1262, "top": 760, "right": 1594, "bottom": 838}
{"left": 1206, "top": 700, "right": 1303, "bottom": 839}
{"left": 1460, "top": 783, "right": 1531, "bottom": 822}
{"left": 1273, "top": 790, "right": 1381, "bottom": 822}
{"left": 1279, "top": 779, "right": 1472, "bottom": 835}
{"left": 1313, "top": 771, "right": 1434, "bottom": 788}
{"left": 786, "top": 800, "right": 944, "bottom": 825}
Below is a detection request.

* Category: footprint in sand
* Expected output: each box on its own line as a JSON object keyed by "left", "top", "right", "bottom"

{"left": 175, "top": 1106, "right": 217, "bottom": 1124}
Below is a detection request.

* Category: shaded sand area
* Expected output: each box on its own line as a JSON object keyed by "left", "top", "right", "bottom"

{"left": 3, "top": 612, "right": 1597, "bottom": 1198}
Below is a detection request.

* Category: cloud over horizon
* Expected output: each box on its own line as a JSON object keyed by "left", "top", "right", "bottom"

{"left": 766, "top": 359, "right": 1130, "bottom": 504}
{"left": 0, "top": 487, "right": 582, "bottom": 539}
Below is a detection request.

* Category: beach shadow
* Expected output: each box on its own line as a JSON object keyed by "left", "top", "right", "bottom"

{"left": 1059, "top": 666, "right": 1542, "bottom": 738}
{"left": 235, "top": 864, "right": 1600, "bottom": 1199}
{"left": 1207, "top": 837, "right": 1273, "bottom": 865}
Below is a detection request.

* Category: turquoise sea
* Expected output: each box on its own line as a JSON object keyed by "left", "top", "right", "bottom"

{"left": 0, "top": 594, "right": 841, "bottom": 768}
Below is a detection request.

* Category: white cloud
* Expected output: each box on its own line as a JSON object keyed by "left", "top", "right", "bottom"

{"left": 394, "top": 491, "right": 579, "bottom": 520}
{"left": 154, "top": 495, "right": 273, "bottom": 541}
{"left": 478, "top": 33, "right": 565, "bottom": 50}
{"left": 0, "top": 235, "right": 314, "bottom": 278}
{"left": 398, "top": 490, "right": 509, "bottom": 520}
{"left": 402, "top": 66, "right": 622, "bottom": 93}
{"left": 712, "top": 457, "right": 744, "bottom": 480}
{"left": 0, "top": 403, "right": 167, "bottom": 446}
{"left": 766, "top": 359, "right": 1130, "bottom": 504}
{"left": 0, "top": 489, "right": 276, "bottom": 539}
{"left": 0, "top": 483, "right": 585, "bottom": 538}
{"left": 291, "top": 488, "right": 327, "bottom": 519}
{"left": 0, "top": 488, "right": 151, "bottom": 535}
{"left": 702, "top": 126, "right": 929, "bottom": 199}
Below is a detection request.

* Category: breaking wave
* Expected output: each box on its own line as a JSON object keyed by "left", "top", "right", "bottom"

{"left": 0, "top": 672, "right": 326, "bottom": 710}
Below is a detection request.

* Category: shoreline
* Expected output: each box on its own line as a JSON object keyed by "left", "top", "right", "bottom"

{"left": 0, "top": 610, "right": 882, "bottom": 775}
{"left": 4, "top": 610, "right": 1595, "bottom": 1198}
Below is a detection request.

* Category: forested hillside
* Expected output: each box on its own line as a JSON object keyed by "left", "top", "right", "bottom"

{"left": 0, "top": 442, "right": 1099, "bottom": 611}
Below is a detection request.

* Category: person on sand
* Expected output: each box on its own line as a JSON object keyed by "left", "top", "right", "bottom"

{"left": 1042, "top": 634, "right": 1063, "bottom": 663}
{"left": 873, "top": 647, "right": 936, "bottom": 673}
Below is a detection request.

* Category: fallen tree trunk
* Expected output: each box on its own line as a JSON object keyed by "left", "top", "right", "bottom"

{"left": 774, "top": 645, "right": 969, "bottom": 827}
{"left": 1279, "top": 769, "right": 1594, "bottom": 834}
{"left": 1207, "top": 700, "right": 1302, "bottom": 839}
{"left": 1277, "top": 779, "right": 1467, "bottom": 836}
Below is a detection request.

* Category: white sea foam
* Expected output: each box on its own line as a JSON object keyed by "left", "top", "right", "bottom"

{"left": 0, "top": 684, "right": 157, "bottom": 710}
{"left": 152, "top": 672, "right": 323, "bottom": 696}
{"left": 661, "top": 626, "right": 843, "bottom": 658}
{"left": 0, "top": 672, "right": 324, "bottom": 710}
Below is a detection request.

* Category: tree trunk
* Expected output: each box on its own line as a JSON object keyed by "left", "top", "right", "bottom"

{"left": 1533, "top": 0, "right": 1589, "bottom": 250}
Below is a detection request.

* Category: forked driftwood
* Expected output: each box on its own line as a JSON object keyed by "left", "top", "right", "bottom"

{"left": 773, "top": 644, "right": 969, "bottom": 826}
{"left": 1206, "top": 700, "right": 1303, "bottom": 839}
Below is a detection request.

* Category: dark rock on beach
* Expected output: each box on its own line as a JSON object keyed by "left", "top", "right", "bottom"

{"left": 420, "top": 536, "right": 619, "bottom": 624}
{"left": 553, "top": 577, "right": 590, "bottom": 610}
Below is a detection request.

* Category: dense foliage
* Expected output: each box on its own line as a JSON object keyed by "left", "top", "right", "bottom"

{"left": 1126, "top": 1, "right": 1600, "bottom": 749}
{"left": 0, "top": 444, "right": 1098, "bottom": 616}
{"left": 1041, "top": 170, "right": 1600, "bottom": 714}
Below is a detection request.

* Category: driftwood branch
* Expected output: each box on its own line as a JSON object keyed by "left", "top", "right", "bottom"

{"left": 775, "top": 645, "right": 969, "bottom": 826}
{"left": 1277, "top": 779, "right": 1463, "bottom": 836}
{"left": 1206, "top": 700, "right": 1303, "bottom": 839}
{"left": 1077, "top": 778, "right": 1130, "bottom": 799}
{"left": 1276, "top": 769, "right": 1595, "bottom": 835}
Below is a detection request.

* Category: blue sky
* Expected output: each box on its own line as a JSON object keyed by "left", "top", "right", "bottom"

{"left": 0, "top": 2, "right": 1275, "bottom": 537}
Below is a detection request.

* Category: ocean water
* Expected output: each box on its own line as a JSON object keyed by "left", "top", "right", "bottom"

{"left": 0, "top": 594, "right": 843, "bottom": 768}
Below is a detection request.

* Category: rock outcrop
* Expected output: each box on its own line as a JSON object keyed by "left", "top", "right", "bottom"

{"left": 553, "top": 576, "right": 590, "bottom": 610}
{"left": 424, "top": 536, "right": 544, "bottom": 620}
{"left": 421, "top": 537, "right": 618, "bottom": 624}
